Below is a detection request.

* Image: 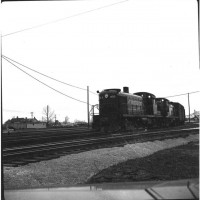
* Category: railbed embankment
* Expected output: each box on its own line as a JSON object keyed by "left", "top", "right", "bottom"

{"left": 4, "top": 133, "right": 199, "bottom": 189}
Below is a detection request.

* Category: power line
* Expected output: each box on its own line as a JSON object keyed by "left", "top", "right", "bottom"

{"left": 3, "top": 58, "right": 199, "bottom": 103}
{"left": 3, "top": 56, "right": 199, "bottom": 109}
{"left": 2, "top": 0, "right": 128, "bottom": 38}
{"left": 164, "top": 91, "right": 200, "bottom": 98}
{"left": 3, "top": 56, "right": 92, "bottom": 105}
{"left": 2, "top": 55, "right": 97, "bottom": 95}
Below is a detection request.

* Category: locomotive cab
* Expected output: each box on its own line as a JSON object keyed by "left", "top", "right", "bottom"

{"left": 134, "top": 92, "right": 156, "bottom": 116}
{"left": 155, "top": 98, "right": 170, "bottom": 117}
{"left": 98, "top": 88, "right": 144, "bottom": 131}
{"left": 170, "top": 102, "right": 185, "bottom": 125}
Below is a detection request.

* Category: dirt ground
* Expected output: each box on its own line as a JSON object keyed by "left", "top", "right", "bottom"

{"left": 86, "top": 140, "right": 199, "bottom": 183}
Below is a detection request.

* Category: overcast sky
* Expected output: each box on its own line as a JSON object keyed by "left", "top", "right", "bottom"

{"left": 1, "top": 0, "right": 199, "bottom": 123}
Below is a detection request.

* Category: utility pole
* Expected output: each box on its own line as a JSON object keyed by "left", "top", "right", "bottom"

{"left": 188, "top": 93, "right": 190, "bottom": 123}
{"left": 87, "top": 86, "right": 90, "bottom": 129}
{"left": 1, "top": 34, "right": 2, "bottom": 129}
{"left": 55, "top": 114, "right": 56, "bottom": 124}
{"left": 1, "top": 32, "right": 6, "bottom": 200}
{"left": 197, "top": 0, "right": 200, "bottom": 69}
{"left": 30, "top": 112, "right": 34, "bottom": 119}
{"left": 47, "top": 105, "right": 49, "bottom": 126}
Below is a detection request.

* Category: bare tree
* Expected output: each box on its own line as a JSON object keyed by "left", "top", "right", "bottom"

{"left": 64, "top": 116, "right": 69, "bottom": 124}
{"left": 42, "top": 105, "right": 55, "bottom": 126}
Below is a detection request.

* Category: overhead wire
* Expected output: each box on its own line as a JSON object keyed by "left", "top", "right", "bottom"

{"left": 3, "top": 54, "right": 200, "bottom": 116}
{"left": 164, "top": 91, "right": 200, "bottom": 98}
{"left": 2, "top": 0, "right": 199, "bottom": 104}
{"left": 2, "top": 0, "right": 128, "bottom": 38}
{"left": 3, "top": 56, "right": 92, "bottom": 105}
{"left": 1, "top": 0, "right": 129, "bottom": 97}
{"left": 3, "top": 54, "right": 199, "bottom": 102}
{"left": 2, "top": 55, "right": 97, "bottom": 95}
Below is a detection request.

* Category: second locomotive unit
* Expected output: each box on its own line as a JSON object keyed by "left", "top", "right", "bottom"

{"left": 93, "top": 87, "right": 185, "bottom": 132}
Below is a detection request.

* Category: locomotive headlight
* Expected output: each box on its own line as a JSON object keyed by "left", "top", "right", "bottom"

{"left": 105, "top": 94, "right": 108, "bottom": 98}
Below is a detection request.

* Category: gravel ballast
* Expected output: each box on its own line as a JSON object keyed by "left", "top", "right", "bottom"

{"left": 4, "top": 134, "right": 199, "bottom": 189}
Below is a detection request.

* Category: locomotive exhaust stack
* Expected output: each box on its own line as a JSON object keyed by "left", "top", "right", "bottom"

{"left": 123, "top": 87, "right": 129, "bottom": 93}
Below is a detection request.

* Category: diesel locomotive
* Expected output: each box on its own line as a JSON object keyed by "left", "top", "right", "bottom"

{"left": 92, "top": 87, "right": 185, "bottom": 132}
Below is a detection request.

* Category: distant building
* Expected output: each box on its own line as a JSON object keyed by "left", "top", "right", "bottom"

{"left": 5, "top": 117, "right": 46, "bottom": 130}
{"left": 186, "top": 110, "right": 199, "bottom": 122}
{"left": 193, "top": 110, "right": 199, "bottom": 121}
{"left": 194, "top": 110, "right": 199, "bottom": 117}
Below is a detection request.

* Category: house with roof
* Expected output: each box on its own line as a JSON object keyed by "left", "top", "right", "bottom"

{"left": 5, "top": 117, "right": 46, "bottom": 130}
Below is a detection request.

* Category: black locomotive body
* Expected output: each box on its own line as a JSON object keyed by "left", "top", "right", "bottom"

{"left": 93, "top": 87, "right": 185, "bottom": 131}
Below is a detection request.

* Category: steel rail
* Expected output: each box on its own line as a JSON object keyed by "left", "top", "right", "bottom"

{"left": 3, "top": 130, "right": 198, "bottom": 167}
{"left": 2, "top": 129, "right": 97, "bottom": 148}
{"left": 4, "top": 127, "right": 198, "bottom": 153}
{"left": 3, "top": 124, "right": 198, "bottom": 144}
{"left": 3, "top": 128, "right": 198, "bottom": 158}
{"left": 3, "top": 127, "right": 93, "bottom": 139}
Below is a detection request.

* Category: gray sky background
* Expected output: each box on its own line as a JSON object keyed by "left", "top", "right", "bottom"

{"left": 1, "top": 0, "right": 199, "bottom": 123}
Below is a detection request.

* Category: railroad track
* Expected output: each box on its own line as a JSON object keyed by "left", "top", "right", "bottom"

{"left": 2, "top": 127, "right": 97, "bottom": 148}
{"left": 3, "top": 123, "right": 198, "bottom": 148}
{"left": 3, "top": 127, "right": 199, "bottom": 167}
